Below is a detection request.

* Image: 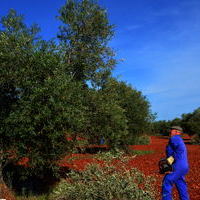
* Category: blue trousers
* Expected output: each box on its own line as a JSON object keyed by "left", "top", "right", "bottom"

{"left": 162, "top": 169, "right": 189, "bottom": 200}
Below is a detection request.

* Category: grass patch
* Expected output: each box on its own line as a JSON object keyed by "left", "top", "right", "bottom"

{"left": 130, "top": 150, "right": 154, "bottom": 155}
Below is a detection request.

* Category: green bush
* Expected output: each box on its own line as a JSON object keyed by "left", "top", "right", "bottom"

{"left": 94, "top": 149, "right": 124, "bottom": 160}
{"left": 132, "top": 135, "right": 151, "bottom": 145}
{"left": 49, "top": 162, "right": 155, "bottom": 200}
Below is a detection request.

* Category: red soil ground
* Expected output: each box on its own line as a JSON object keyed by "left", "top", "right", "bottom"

{"left": 59, "top": 135, "right": 200, "bottom": 200}
{"left": 0, "top": 183, "right": 16, "bottom": 200}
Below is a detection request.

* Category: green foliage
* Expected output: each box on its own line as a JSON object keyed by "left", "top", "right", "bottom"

{"left": 83, "top": 88, "right": 128, "bottom": 148}
{"left": 100, "top": 78, "right": 154, "bottom": 144}
{"left": 152, "top": 120, "right": 171, "bottom": 135}
{"left": 181, "top": 107, "right": 200, "bottom": 136}
{"left": 0, "top": 0, "right": 155, "bottom": 188}
{"left": 94, "top": 149, "right": 125, "bottom": 162}
{"left": 57, "top": 0, "right": 132, "bottom": 149}
{"left": 131, "top": 135, "right": 151, "bottom": 145}
{"left": 0, "top": 9, "right": 39, "bottom": 121}
{"left": 49, "top": 163, "right": 155, "bottom": 200}
{"left": 5, "top": 74, "right": 87, "bottom": 174}
{"left": 130, "top": 150, "right": 154, "bottom": 156}
{"left": 58, "top": 0, "right": 116, "bottom": 86}
{"left": 153, "top": 107, "right": 200, "bottom": 139}
{"left": 0, "top": 9, "right": 42, "bottom": 183}
{"left": 0, "top": 9, "right": 86, "bottom": 180}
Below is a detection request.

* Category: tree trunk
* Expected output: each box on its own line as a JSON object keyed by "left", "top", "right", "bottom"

{"left": 0, "top": 150, "right": 4, "bottom": 184}
{"left": 0, "top": 158, "right": 16, "bottom": 200}
{"left": 0, "top": 159, "right": 4, "bottom": 198}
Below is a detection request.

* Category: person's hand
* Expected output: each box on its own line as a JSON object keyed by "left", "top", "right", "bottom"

{"left": 167, "top": 156, "right": 174, "bottom": 165}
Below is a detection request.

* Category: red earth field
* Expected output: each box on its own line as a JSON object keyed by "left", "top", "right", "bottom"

{"left": 2, "top": 135, "right": 199, "bottom": 199}
{"left": 59, "top": 135, "right": 200, "bottom": 200}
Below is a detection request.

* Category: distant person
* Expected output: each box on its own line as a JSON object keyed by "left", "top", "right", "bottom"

{"left": 100, "top": 137, "right": 105, "bottom": 145}
{"left": 161, "top": 126, "right": 190, "bottom": 200}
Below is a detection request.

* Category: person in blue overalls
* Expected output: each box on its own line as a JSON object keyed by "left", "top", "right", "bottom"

{"left": 162, "top": 126, "right": 190, "bottom": 200}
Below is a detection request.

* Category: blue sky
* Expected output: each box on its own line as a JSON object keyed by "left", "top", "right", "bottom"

{"left": 1, "top": 0, "right": 200, "bottom": 120}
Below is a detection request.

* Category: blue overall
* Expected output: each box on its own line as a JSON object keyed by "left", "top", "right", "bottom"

{"left": 162, "top": 135, "right": 189, "bottom": 200}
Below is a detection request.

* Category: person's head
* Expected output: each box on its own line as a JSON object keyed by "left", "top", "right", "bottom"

{"left": 170, "top": 126, "right": 183, "bottom": 137}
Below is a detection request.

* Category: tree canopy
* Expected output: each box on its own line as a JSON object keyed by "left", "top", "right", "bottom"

{"left": 0, "top": 1, "right": 154, "bottom": 186}
{"left": 153, "top": 107, "right": 200, "bottom": 139}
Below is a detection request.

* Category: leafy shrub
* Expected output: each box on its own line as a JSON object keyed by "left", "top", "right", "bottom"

{"left": 94, "top": 149, "right": 125, "bottom": 161}
{"left": 94, "top": 148, "right": 153, "bottom": 160}
{"left": 132, "top": 135, "right": 151, "bottom": 145}
{"left": 49, "top": 162, "right": 155, "bottom": 200}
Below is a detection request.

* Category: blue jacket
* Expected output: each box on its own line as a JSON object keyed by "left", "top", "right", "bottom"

{"left": 166, "top": 135, "right": 189, "bottom": 171}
